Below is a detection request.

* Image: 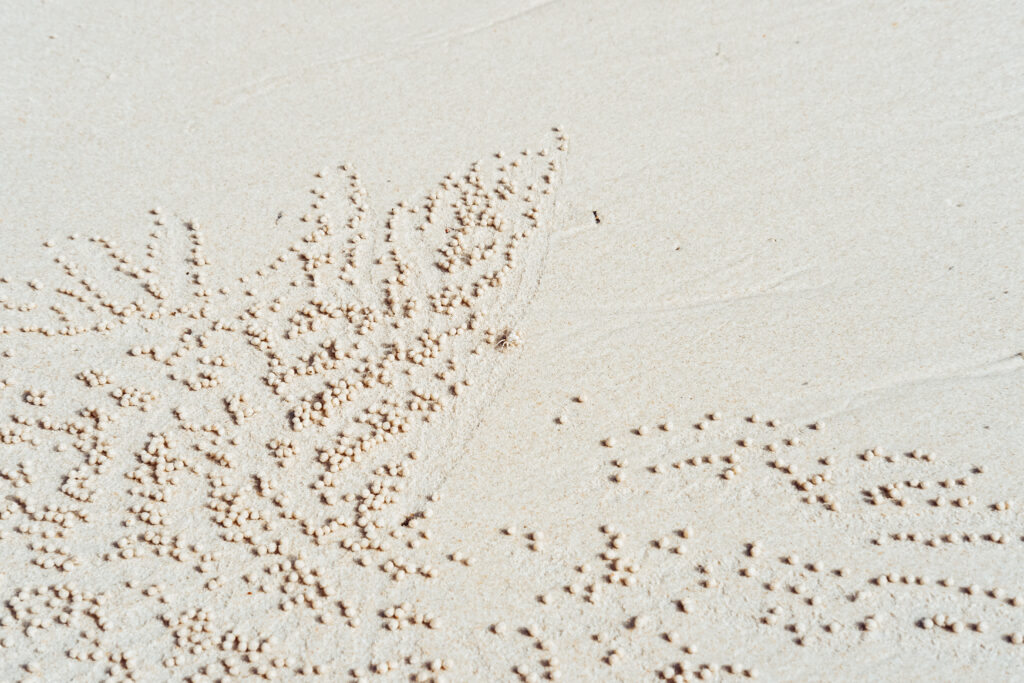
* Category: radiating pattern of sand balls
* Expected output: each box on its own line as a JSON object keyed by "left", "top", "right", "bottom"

{"left": 0, "top": 126, "right": 1022, "bottom": 682}
{"left": 0, "top": 131, "right": 572, "bottom": 681}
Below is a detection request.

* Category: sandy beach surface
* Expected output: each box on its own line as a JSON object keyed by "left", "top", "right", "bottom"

{"left": 1, "top": 2, "right": 1023, "bottom": 681}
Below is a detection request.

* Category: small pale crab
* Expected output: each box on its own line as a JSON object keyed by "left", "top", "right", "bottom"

{"left": 491, "top": 327, "right": 523, "bottom": 352}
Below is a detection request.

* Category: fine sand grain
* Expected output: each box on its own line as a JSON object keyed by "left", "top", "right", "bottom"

{"left": 1, "top": 2, "right": 1022, "bottom": 681}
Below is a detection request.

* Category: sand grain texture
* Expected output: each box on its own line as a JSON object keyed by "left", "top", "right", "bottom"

{"left": 1, "top": 2, "right": 1022, "bottom": 681}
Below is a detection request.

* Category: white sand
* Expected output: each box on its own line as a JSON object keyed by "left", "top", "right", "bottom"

{"left": 1, "top": 2, "right": 1022, "bottom": 681}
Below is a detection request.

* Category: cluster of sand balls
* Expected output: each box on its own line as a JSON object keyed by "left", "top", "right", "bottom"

{"left": 0, "top": 132, "right": 571, "bottom": 681}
